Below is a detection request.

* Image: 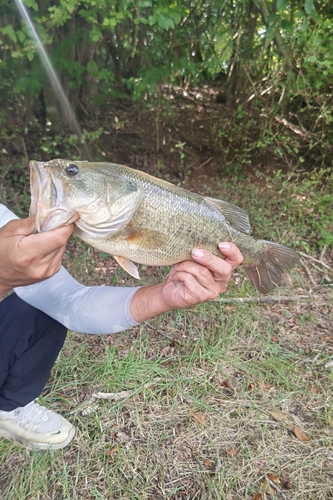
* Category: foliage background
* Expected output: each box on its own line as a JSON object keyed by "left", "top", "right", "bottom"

{"left": 0, "top": 0, "right": 332, "bottom": 253}
{"left": 0, "top": 0, "right": 332, "bottom": 164}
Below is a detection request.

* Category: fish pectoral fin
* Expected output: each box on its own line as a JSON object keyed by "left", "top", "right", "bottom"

{"left": 204, "top": 196, "right": 251, "bottom": 234}
{"left": 65, "top": 212, "right": 80, "bottom": 225}
{"left": 113, "top": 228, "right": 168, "bottom": 278}
{"left": 121, "top": 227, "right": 168, "bottom": 250}
{"left": 114, "top": 256, "right": 140, "bottom": 279}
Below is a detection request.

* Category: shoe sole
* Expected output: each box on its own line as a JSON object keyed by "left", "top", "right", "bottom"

{"left": 0, "top": 426, "right": 76, "bottom": 450}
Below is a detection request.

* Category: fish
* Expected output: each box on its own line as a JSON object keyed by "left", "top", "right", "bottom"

{"left": 29, "top": 159, "right": 299, "bottom": 294}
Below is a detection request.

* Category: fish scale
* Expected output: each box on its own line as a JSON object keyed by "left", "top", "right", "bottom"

{"left": 30, "top": 159, "right": 299, "bottom": 294}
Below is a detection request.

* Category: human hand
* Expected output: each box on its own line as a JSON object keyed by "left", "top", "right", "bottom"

{"left": 160, "top": 242, "right": 243, "bottom": 310}
{"left": 0, "top": 216, "right": 74, "bottom": 297}
{"left": 130, "top": 243, "right": 243, "bottom": 322}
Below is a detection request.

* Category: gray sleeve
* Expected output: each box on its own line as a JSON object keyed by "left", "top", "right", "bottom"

{"left": 15, "top": 267, "right": 142, "bottom": 334}
{"left": 0, "top": 204, "right": 19, "bottom": 225}
{"left": 1, "top": 203, "right": 141, "bottom": 334}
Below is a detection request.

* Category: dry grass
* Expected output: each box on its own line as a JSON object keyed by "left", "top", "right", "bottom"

{"left": 0, "top": 256, "right": 332, "bottom": 499}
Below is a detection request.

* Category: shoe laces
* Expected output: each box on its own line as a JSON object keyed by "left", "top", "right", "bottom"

{"left": 14, "top": 401, "right": 50, "bottom": 432}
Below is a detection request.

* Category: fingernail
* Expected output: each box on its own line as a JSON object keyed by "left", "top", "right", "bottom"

{"left": 192, "top": 248, "right": 204, "bottom": 259}
{"left": 219, "top": 243, "right": 231, "bottom": 250}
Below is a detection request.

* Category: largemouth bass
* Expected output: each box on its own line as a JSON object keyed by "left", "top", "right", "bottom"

{"left": 29, "top": 159, "right": 298, "bottom": 294}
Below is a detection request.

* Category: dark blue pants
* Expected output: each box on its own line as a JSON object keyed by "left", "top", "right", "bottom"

{"left": 0, "top": 293, "right": 67, "bottom": 411}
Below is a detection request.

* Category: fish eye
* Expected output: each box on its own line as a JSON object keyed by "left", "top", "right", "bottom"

{"left": 65, "top": 163, "right": 79, "bottom": 177}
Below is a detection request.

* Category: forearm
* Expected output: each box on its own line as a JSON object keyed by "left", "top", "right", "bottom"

{"left": 129, "top": 283, "right": 174, "bottom": 323}
{"left": 15, "top": 266, "right": 141, "bottom": 334}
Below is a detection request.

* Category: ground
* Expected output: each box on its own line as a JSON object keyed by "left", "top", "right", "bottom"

{"left": 0, "top": 85, "right": 332, "bottom": 499}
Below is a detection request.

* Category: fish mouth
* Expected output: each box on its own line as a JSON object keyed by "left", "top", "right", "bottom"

{"left": 29, "top": 160, "right": 79, "bottom": 232}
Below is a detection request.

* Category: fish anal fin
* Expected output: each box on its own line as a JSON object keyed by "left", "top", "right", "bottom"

{"left": 122, "top": 227, "right": 168, "bottom": 250}
{"left": 205, "top": 196, "right": 251, "bottom": 234}
{"left": 114, "top": 255, "right": 140, "bottom": 279}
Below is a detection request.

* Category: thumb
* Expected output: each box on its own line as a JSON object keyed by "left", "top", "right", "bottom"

{"left": 4, "top": 216, "right": 37, "bottom": 237}
{"left": 218, "top": 242, "right": 243, "bottom": 270}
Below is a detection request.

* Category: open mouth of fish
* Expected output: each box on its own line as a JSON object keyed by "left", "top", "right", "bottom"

{"left": 30, "top": 160, "right": 80, "bottom": 232}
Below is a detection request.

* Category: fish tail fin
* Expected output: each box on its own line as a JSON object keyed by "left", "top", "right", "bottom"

{"left": 243, "top": 240, "right": 299, "bottom": 294}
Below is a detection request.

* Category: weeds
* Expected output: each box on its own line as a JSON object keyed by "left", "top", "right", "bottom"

{"left": 1, "top": 102, "right": 333, "bottom": 498}
{"left": 1, "top": 288, "right": 333, "bottom": 499}
{"left": 171, "top": 140, "right": 192, "bottom": 181}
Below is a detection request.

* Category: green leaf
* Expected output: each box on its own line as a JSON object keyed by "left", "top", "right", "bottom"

{"left": 90, "top": 25, "right": 102, "bottom": 42}
{"left": 267, "top": 13, "right": 278, "bottom": 25}
{"left": 27, "top": 50, "right": 35, "bottom": 61}
{"left": 24, "top": 0, "right": 38, "bottom": 11}
{"left": 265, "top": 25, "right": 277, "bottom": 42}
{"left": 157, "top": 15, "right": 174, "bottom": 30}
{"left": 276, "top": 0, "right": 289, "bottom": 11}
{"left": 17, "top": 29, "right": 27, "bottom": 43}
{"left": 98, "top": 68, "right": 115, "bottom": 83}
{"left": 148, "top": 14, "right": 157, "bottom": 26}
{"left": 281, "top": 19, "right": 294, "bottom": 30}
{"left": 169, "top": 11, "right": 181, "bottom": 25}
{"left": 103, "top": 17, "right": 117, "bottom": 28}
{"left": 86, "top": 60, "right": 98, "bottom": 76}
{"left": 304, "top": 0, "right": 315, "bottom": 14}
{"left": 135, "top": 17, "right": 148, "bottom": 24}
{"left": 301, "top": 16, "right": 308, "bottom": 31}
{"left": 137, "top": 0, "right": 152, "bottom": 7}
{"left": 1, "top": 25, "right": 17, "bottom": 43}
{"left": 148, "top": 11, "right": 175, "bottom": 30}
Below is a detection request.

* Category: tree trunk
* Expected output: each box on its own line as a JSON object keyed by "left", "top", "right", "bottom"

{"left": 226, "top": 0, "right": 260, "bottom": 106}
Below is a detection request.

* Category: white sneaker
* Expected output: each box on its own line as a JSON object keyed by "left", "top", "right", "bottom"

{"left": 0, "top": 401, "right": 75, "bottom": 450}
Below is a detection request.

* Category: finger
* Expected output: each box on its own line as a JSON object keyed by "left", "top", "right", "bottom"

{"left": 4, "top": 216, "right": 36, "bottom": 236}
{"left": 22, "top": 224, "right": 75, "bottom": 254}
{"left": 173, "top": 261, "right": 221, "bottom": 295}
{"left": 172, "top": 269, "right": 219, "bottom": 303}
{"left": 42, "top": 249, "right": 67, "bottom": 276}
{"left": 5, "top": 216, "right": 75, "bottom": 243}
{"left": 36, "top": 223, "right": 75, "bottom": 244}
{"left": 190, "top": 248, "right": 234, "bottom": 277}
{"left": 218, "top": 242, "right": 243, "bottom": 270}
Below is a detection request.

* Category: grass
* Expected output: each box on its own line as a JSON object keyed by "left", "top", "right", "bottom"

{"left": 1, "top": 285, "right": 333, "bottom": 499}
{"left": 0, "top": 167, "right": 333, "bottom": 499}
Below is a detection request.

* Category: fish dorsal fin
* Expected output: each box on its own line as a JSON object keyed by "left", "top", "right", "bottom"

{"left": 114, "top": 255, "right": 141, "bottom": 279}
{"left": 204, "top": 197, "right": 251, "bottom": 234}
